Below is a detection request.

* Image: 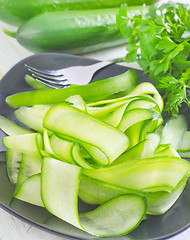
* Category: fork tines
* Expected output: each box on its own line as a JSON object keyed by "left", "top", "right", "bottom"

{"left": 25, "top": 64, "right": 70, "bottom": 89}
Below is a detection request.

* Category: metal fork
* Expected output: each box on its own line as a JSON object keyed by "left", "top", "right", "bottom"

{"left": 25, "top": 57, "right": 125, "bottom": 89}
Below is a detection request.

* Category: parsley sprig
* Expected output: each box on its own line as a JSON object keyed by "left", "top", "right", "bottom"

{"left": 117, "top": 2, "right": 190, "bottom": 117}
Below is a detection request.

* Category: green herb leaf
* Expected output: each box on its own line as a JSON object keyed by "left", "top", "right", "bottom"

{"left": 157, "top": 69, "right": 190, "bottom": 117}
{"left": 117, "top": 2, "right": 190, "bottom": 117}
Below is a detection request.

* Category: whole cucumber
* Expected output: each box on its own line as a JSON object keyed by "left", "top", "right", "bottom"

{"left": 16, "top": 7, "right": 146, "bottom": 54}
{"left": 0, "top": 0, "right": 159, "bottom": 26}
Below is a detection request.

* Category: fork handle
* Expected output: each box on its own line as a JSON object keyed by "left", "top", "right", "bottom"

{"left": 88, "top": 57, "right": 125, "bottom": 73}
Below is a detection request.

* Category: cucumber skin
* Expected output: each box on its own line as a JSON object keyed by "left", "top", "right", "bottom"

{"left": 6, "top": 70, "right": 138, "bottom": 108}
{"left": 0, "top": 0, "right": 158, "bottom": 26}
{"left": 17, "top": 8, "right": 122, "bottom": 54}
{"left": 16, "top": 7, "right": 144, "bottom": 54}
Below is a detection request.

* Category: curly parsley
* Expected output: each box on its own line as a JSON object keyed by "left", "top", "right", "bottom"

{"left": 117, "top": 2, "right": 190, "bottom": 117}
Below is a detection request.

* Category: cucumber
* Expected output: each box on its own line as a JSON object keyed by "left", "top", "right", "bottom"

{"left": 81, "top": 142, "right": 111, "bottom": 166}
{"left": 125, "top": 122, "right": 144, "bottom": 147}
{"left": 155, "top": 145, "right": 180, "bottom": 158}
{"left": 6, "top": 149, "right": 22, "bottom": 184}
{"left": 49, "top": 134, "right": 75, "bottom": 164}
{"left": 41, "top": 157, "right": 146, "bottom": 237}
{"left": 141, "top": 133, "right": 160, "bottom": 158}
{"left": 14, "top": 174, "right": 44, "bottom": 207}
{"left": 117, "top": 108, "right": 161, "bottom": 132}
{"left": 42, "top": 157, "right": 82, "bottom": 229}
{"left": 87, "top": 95, "right": 159, "bottom": 123}
{"left": 79, "top": 174, "right": 186, "bottom": 215}
{"left": 102, "top": 102, "right": 128, "bottom": 127}
{"left": 160, "top": 115, "right": 187, "bottom": 149}
{"left": 126, "top": 98, "right": 158, "bottom": 111}
{"left": 16, "top": 7, "right": 146, "bottom": 54}
{"left": 0, "top": 0, "right": 158, "bottom": 26}
{"left": 178, "top": 151, "right": 190, "bottom": 158}
{"left": 0, "top": 115, "right": 32, "bottom": 135}
{"left": 110, "top": 140, "right": 147, "bottom": 166}
{"left": 25, "top": 75, "right": 52, "bottom": 90}
{"left": 66, "top": 95, "right": 87, "bottom": 112}
{"left": 3, "top": 72, "right": 190, "bottom": 236}
{"left": 15, "top": 153, "right": 42, "bottom": 193}
{"left": 88, "top": 82, "right": 164, "bottom": 112}
{"left": 3, "top": 133, "right": 43, "bottom": 189}
{"left": 6, "top": 70, "right": 138, "bottom": 108}
{"left": 42, "top": 129, "right": 58, "bottom": 159}
{"left": 178, "top": 131, "right": 190, "bottom": 152}
{"left": 87, "top": 99, "right": 131, "bottom": 118}
{"left": 15, "top": 105, "right": 51, "bottom": 133}
{"left": 80, "top": 194, "right": 146, "bottom": 237}
{"left": 177, "top": 130, "right": 190, "bottom": 158}
{"left": 146, "top": 180, "right": 186, "bottom": 215}
{"left": 79, "top": 174, "right": 140, "bottom": 205}
{"left": 83, "top": 156, "right": 190, "bottom": 192}
{"left": 44, "top": 104, "right": 129, "bottom": 165}
{"left": 126, "top": 82, "right": 164, "bottom": 112}
{"left": 3, "top": 133, "right": 43, "bottom": 158}
{"left": 71, "top": 144, "right": 94, "bottom": 169}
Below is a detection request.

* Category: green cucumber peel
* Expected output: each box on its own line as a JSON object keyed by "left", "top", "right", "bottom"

{"left": 6, "top": 70, "right": 138, "bottom": 108}
{"left": 25, "top": 74, "right": 52, "bottom": 90}
{"left": 0, "top": 0, "right": 158, "bottom": 26}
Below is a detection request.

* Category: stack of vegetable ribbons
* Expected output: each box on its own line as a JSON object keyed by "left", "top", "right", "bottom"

{"left": 1, "top": 70, "right": 190, "bottom": 237}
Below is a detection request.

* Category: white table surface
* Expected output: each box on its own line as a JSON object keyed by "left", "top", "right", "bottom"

{"left": 0, "top": 1, "right": 190, "bottom": 239}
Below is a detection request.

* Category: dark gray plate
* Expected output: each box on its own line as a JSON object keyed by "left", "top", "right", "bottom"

{"left": 0, "top": 53, "right": 190, "bottom": 240}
